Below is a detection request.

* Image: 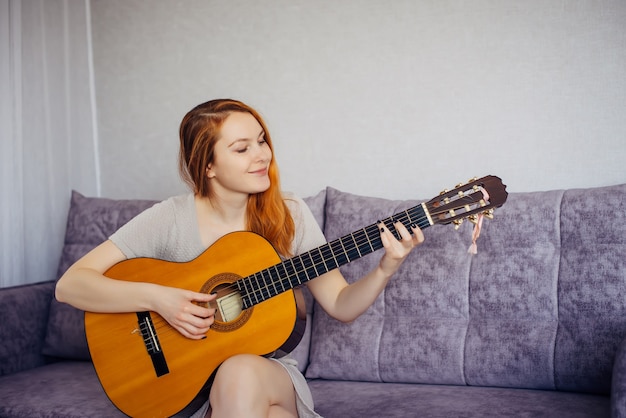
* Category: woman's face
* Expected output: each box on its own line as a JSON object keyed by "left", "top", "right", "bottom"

{"left": 206, "top": 111, "right": 273, "bottom": 197}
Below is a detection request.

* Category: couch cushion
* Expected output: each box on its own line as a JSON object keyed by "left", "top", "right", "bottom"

{"left": 42, "top": 191, "right": 157, "bottom": 359}
{"left": 555, "top": 183, "right": 626, "bottom": 394}
{"left": 307, "top": 380, "right": 610, "bottom": 418}
{"left": 0, "top": 361, "right": 125, "bottom": 417}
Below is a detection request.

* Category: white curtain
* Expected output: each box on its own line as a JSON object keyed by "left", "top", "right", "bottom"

{"left": 0, "top": 0, "right": 99, "bottom": 288}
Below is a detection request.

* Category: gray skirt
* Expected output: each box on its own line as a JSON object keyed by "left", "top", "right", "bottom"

{"left": 189, "top": 357, "right": 322, "bottom": 418}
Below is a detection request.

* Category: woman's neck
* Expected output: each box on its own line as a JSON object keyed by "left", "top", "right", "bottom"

{"left": 194, "top": 194, "right": 248, "bottom": 246}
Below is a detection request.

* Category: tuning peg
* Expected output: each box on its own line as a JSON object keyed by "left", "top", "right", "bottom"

{"left": 468, "top": 177, "right": 478, "bottom": 183}
{"left": 453, "top": 218, "right": 463, "bottom": 230}
{"left": 439, "top": 189, "right": 449, "bottom": 196}
{"left": 468, "top": 214, "right": 479, "bottom": 225}
{"left": 483, "top": 209, "right": 494, "bottom": 219}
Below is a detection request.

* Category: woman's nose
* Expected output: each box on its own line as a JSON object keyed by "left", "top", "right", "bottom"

{"left": 255, "top": 144, "right": 271, "bottom": 162}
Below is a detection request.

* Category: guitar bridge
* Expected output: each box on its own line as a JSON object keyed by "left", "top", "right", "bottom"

{"left": 137, "top": 311, "right": 169, "bottom": 377}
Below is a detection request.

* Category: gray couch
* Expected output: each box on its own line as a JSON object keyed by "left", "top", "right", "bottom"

{"left": 1, "top": 181, "right": 625, "bottom": 417}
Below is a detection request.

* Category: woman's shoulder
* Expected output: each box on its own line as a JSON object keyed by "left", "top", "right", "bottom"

{"left": 161, "top": 192, "right": 194, "bottom": 207}
{"left": 281, "top": 191, "right": 306, "bottom": 215}
{"left": 282, "top": 190, "right": 301, "bottom": 202}
{"left": 144, "top": 192, "right": 194, "bottom": 215}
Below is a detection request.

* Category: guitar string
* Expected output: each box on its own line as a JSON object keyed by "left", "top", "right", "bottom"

{"left": 149, "top": 197, "right": 490, "bottom": 335}
{"left": 226, "top": 196, "right": 487, "bottom": 306}
{"left": 149, "top": 196, "right": 489, "bottom": 332}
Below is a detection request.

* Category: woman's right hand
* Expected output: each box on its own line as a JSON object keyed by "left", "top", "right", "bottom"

{"left": 152, "top": 286, "right": 217, "bottom": 340}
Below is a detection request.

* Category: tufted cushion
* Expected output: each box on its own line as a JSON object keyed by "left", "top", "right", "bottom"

{"left": 306, "top": 187, "right": 471, "bottom": 383}
{"left": 306, "top": 184, "right": 626, "bottom": 396}
{"left": 42, "top": 191, "right": 157, "bottom": 359}
{"left": 555, "top": 183, "right": 626, "bottom": 394}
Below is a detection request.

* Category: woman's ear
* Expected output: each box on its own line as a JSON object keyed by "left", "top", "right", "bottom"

{"left": 206, "top": 165, "right": 216, "bottom": 179}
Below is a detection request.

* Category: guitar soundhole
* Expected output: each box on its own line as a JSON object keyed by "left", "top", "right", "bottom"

{"left": 200, "top": 272, "right": 253, "bottom": 332}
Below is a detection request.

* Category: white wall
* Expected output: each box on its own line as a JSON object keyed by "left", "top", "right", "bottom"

{"left": 91, "top": 0, "right": 626, "bottom": 201}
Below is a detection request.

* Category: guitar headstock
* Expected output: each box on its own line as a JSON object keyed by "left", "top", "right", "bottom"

{"left": 426, "top": 175, "right": 508, "bottom": 227}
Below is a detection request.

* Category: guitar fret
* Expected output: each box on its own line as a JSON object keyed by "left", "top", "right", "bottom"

{"left": 235, "top": 280, "right": 249, "bottom": 309}
{"left": 254, "top": 272, "right": 264, "bottom": 302}
{"left": 294, "top": 255, "right": 309, "bottom": 281}
{"left": 350, "top": 232, "right": 362, "bottom": 257}
{"left": 240, "top": 276, "right": 251, "bottom": 305}
{"left": 307, "top": 252, "right": 320, "bottom": 277}
{"left": 266, "top": 269, "right": 277, "bottom": 297}
{"left": 252, "top": 273, "right": 262, "bottom": 302}
{"left": 330, "top": 239, "right": 348, "bottom": 265}
{"left": 262, "top": 271, "right": 272, "bottom": 301}
{"left": 320, "top": 245, "right": 336, "bottom": 272}
{"left": 278, "top": 263, "right": 290, "bottom": 292}
{"left": 298, "top": 253, "right": 315, "bottom": 282}
{"left": 326, "top": 243, "right": 339, "bottom": 269}
{"left": 364, "top": 227, "right": 375, "bottom": 253}
{"left": 251, "top": 274, "right": 262, "bottom": 304}
{"left": 273, "top": 265, "right": 285, "bottom": 294}
{"left": 288, "top": 258, "right": 301, "bottom": 286}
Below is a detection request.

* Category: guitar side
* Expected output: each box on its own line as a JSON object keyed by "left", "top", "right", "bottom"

{"left": 85, "top": 232, "right": 301, "bottom": 418}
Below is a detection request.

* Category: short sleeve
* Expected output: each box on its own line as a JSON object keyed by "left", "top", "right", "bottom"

{"left": 285, "top": 193, "right": 327, "bottom": 257}
{"left": 109, "top": 199, "right": 175, "bottom": 259}
{"left": 109, "top": 194, "right": 203, "bottom": 262}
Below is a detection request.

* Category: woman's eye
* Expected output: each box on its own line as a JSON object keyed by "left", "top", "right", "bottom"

{"left": 236, "top": 147, "right": 248, "bottom": 153}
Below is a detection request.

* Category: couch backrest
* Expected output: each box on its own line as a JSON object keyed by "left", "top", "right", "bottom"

{"left": 46, "top": 184, "right": 626, "bottom": 395}
{"left": 304, "top": 184, "right": 626, "bottom": 396}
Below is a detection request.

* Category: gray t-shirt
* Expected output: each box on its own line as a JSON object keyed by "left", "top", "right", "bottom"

{"left": 110, "top": 192, "right": 326, "bottom": 262}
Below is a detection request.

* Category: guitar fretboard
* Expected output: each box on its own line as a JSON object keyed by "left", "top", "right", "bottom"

{"left": 238, "top": 202, "right": 432, "bottom": 309}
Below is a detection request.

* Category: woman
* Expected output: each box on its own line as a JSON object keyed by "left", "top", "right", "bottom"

{"left": 55, "top": 98, "right": 424, "bottom": 418}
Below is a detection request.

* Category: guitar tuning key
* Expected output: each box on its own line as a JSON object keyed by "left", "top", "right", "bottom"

{"left": 453, "top": 218, "right": 464, "bottom": 230}
{"left": 468, "top": 214, "right": 478, "bottom": 225}
{"left": 483, "top": 209, "right": 494, "bottom": 219}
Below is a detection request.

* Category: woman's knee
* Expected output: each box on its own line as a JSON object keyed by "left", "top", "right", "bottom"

{"left": 209, "top": 355, "right": 296, "bottom": 416}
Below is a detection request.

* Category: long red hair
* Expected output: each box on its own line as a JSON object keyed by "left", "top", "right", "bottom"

{"left": 178, "top": 99, "right": 295, "bottom": 257}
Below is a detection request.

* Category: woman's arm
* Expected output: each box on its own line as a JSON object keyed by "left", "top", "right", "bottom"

{"left": 55, "top": 240, "right": 215, "bottom": 339}
{"left": 306, "top": 221, "right": 424, "bottom": 323}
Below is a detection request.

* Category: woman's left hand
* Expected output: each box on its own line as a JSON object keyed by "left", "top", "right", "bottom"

{"left": 377, "top": 221, "right": 424, "bottom": 277}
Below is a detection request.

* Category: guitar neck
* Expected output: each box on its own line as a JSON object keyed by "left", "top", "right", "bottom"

{"left": 238, "top": 202, "right": 432, "bottom": 309}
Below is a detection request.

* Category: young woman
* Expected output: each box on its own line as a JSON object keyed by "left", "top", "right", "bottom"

{"left": 55, "top": 99, "right": 425, "bottom": 418}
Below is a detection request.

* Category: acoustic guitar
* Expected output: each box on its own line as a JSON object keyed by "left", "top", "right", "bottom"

{"left": 85, "top": 175, "right": 508, "bottom": 417}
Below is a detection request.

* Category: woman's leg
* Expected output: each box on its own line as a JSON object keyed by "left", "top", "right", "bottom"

{"left": 207, "top": 354, "right": 298, "bottom": 418}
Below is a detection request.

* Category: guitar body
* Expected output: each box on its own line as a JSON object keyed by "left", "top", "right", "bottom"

{"left": 85, "top": 232, "right": 304, "bottom": 418}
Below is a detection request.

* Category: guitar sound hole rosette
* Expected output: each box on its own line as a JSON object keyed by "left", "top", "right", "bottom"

{"left": 200, "top": 272, "right": 253, "bottom": 332}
